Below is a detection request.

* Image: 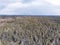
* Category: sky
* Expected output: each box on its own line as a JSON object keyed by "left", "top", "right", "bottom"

{"left": 0, "top": 0, "right": 60, "bottom": 15}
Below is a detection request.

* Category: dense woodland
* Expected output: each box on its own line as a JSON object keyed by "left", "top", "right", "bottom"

{"left": 0, "top": 16, "right": 60, "bottom": 45}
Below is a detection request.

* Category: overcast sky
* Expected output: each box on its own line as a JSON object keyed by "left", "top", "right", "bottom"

{"left": 0, "top": 0, "right": 60, "bottom": 15}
